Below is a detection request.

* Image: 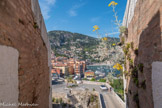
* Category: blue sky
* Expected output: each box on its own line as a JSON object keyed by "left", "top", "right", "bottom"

{"left": 39, "top": 0, "right": 127, "bottom": 38}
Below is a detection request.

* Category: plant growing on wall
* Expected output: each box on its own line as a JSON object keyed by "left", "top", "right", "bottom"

{"left": 138, "top": 63, "right": 144, "bottom": 73}
{"left": 33, "top": 22, "right": 38, "bottom": 29}
{"left": 130, "top": 42, "right": 134, "bottom": 49}
{"left": 108, "top": 1, "right": 127, "bottom": 34}
{"left": 132, "top": 67, "right": 139, "bottom": 87}
{"left": 140, "top": 80, "right": 146, "bottom": 89}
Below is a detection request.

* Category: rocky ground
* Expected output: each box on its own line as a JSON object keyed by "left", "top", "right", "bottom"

{"left": 52, "top": 90, "right": 99, "bottom": 108}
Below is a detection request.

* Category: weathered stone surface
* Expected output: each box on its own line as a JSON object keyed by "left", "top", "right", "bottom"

{"left": 0, "top": 0, "right": 51, "bottom": 108}
{"left": 123, "top": 0, "right": 162, "bottom": 108}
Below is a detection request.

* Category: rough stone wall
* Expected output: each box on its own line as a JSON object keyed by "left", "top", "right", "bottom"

{"left": 0, "top": 0, "right": 51, "bottom": 108}
{"left": 123, "top": 0, "right": 162, "bottom": 108}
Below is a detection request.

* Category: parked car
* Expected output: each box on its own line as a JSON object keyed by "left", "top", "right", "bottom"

{"left": 100, "top": 85, "right": 108, "bottom": 91}
{"left": 73, "top": 76, "right": 79, "bottom": 80}
{"left": 52, "top": 77, "right": 57, "bottom": 81}
{"left": 76, "top": 80, "right": 82, "bottom": 84}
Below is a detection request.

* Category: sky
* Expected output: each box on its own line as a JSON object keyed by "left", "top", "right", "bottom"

{"left": 38, "top": 0, "right": 127, "bottom": 38}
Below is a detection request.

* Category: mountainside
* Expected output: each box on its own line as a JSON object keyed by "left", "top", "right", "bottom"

{"left": 48, "top": 30, "right": 123, "bottom": 64}
{"left": 48, "top": 30, "right": 99, "bottom": 50}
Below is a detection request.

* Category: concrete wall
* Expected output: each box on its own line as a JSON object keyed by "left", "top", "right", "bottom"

{"left": 152, "top": 62, "right": 162, "bottom": 108}
{"left": 0, "top": 46, "right": 19, "bottom": 108}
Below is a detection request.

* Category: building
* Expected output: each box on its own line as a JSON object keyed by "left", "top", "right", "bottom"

{"left": 51, "top": 68, "right": 62, "bottom": 77}
{"left": 53, "top": 63, "right": 69, "bottom": 76}
{"left": 84, "top": 71, "right": 95, "bottom": 80}
{"left": 51, "top": 69, "right": 59, "bottom": 79}
{"left": 68, "top": 65, "right": 74, "bottom": 75}
{"left": 80, "top": 61, "right": 86, "bottom": 73}
{"left": 51, "top": 57, "right": 86, "bottom": 77}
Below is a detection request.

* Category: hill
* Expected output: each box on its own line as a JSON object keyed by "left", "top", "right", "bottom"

{"left": 48, "top": 30, "right": 123, "bottom": 64}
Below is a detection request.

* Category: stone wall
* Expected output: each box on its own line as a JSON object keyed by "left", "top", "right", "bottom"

{"left": 122, "top": 0, "right": 162, "bottom": 108}
{"left": 0, "top": 0, "right": 51, "bottom": 108}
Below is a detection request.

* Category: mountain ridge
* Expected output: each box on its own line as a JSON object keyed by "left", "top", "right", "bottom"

{"left": 48, "top": 30, "right": 123, "bottom": 64}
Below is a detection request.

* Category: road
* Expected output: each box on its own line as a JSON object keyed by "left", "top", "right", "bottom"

{"left": 52, "top": 79, "right": 125, "bottom": 108}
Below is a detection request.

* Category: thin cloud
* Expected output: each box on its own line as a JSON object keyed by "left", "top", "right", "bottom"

{"left": 45, "top": 0, "right": 56, "bottom": 4}
{"left": 90, "top": 17, "right": 100, "bottom": 23}
{"left": 68, "top": 3, "right": 85, "bottom": 17}
{"left": 69, "top": 10, "right": 77, "bottom": 16}
{"left": 39, "top": 0, "right": 56, "bottom": 20}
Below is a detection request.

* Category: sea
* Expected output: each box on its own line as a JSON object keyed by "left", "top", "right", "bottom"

{"left": 86, "top": 65, "right": 120, "bottom": 76}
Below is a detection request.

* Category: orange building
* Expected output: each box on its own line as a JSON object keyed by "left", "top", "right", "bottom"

{"left": 68, "top": 65, "right": 74, "bottom": 75}
{"left": 84, "top": 71, "right": 95, "bottom": 79}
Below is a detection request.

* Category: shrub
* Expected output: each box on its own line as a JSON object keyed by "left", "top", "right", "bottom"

{"left": 141, "top": 80, "right": 146, "bottom": 89}
{"left": 119, "top": 26, "right": 127, "bottom": 34}
{"left": 55, "top": 99, "right": 59, "bottom": 104}
{"left": 121, "top": 37, "right": 125, "bottom": 44}
{"left": 129, "top": 59, "right": 134, "bottom": 68}
{"left": 59, "top": 98, "right": 63, "bottom": 104}
{"left": 138, "top": 63, "right": 144, "bottom": 73}
{"left": 33, "top": 22, "right": 38, "bottom": 29}
{"left": 123, "top": 43, "right": 130, "bottom": 55}
{"left": 99, "top": 78, "right": 106, "bottom": 82}
{"left": 126, "top": 43, "right": 130, "bottom": 49}
{"left": 133, "top": 78, "right": 139, "bottom": 87}
{"left": 90, "top": 78, "right": 96, "bottom": 81}
{"left": 52, "top": 98, "right": 55, "bottom": 102}
{"left": 132, "top": 67, "right": 139, "bottom": 87}
{"left": 130, "top": 42, "right": 134, "bottom": 49}
{"left": 123, "top": 47, "right": 128, "bottom": 55}
{"left": 131, "top": 67, "right": 138, "bottom": 78}
{"left": 82, "top": 78, "right": 88, "bottom": 80}
{"left": 90, "top": 95, "right": 95, "bottom": 102}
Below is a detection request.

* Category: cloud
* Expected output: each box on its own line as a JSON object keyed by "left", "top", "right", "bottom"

{"left": 90, "top": 17, "right": 100, "bottom": 23}
{"left": 45, "top": 0, "right": 56, "bottom": 4}
{"left": 68, "top": 3, "right": 85, "bottom": 17}
{"left": 39, "top": 0, "right": 56, "bottom": 20}
{"left": 69, "top": 10, "right": 77, "bottom": 16}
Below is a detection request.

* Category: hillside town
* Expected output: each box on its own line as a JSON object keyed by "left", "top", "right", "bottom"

{"left": 51, "top": 51, "right": 105, "bottom": 81}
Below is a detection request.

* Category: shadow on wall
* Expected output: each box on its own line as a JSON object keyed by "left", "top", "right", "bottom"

{"left": 127, "top": 11, "right": 161, "bottom": 108}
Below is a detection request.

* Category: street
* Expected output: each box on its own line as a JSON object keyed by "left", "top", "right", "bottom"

{"left": 52, "top": 79, "right": 125, "bottom": 108}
